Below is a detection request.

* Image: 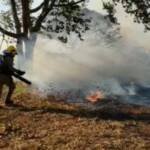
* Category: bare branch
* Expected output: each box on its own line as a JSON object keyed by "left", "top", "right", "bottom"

{"left": 30, "top": 1, "right": 44, "bottom": 13}
{"left": 32, "top": 0, "right": 56, "bottom": 32}
{"left": 54, "top": 0, "right": 85, "bottom": 7}
{"left": 0, "top": 25, "right": 24, "bottom": 38}
{"left": 31, "top": 0, "right": 85, "bottom": 32}
{"left": 10, "top": 0, "right": 21, "bottom": 34}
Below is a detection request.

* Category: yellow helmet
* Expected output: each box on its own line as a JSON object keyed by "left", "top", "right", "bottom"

{"left": 6, "top": 45, "right": 17, "bottom": 54}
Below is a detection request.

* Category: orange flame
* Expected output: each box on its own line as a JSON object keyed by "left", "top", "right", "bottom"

{"left": 86, "top": 90, "right": 105, "bottom": 103}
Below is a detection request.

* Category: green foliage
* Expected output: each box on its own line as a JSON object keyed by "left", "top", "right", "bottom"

{"left": 0, "top": 0, "right": 90, "bottom": 42}
{"left": 42, "top": 0, "right": 90, "bottom": 42}
{"left": 103, "top": 0, "right": 150, "bottom": 31}
{"left": 103, "top": 2, "right": 117, "bottom": 24}
{"left": 0, "top": 11, "right": 14, "bottom": 32}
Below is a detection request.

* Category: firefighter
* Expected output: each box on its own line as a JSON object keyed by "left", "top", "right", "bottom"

{"left": 0, "top": 45, "right": 25, "bottom": 106}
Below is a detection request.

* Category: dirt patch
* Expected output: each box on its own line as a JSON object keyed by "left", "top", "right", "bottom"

{"left": 0, "top": 84, "right": 149, "bottom": 149}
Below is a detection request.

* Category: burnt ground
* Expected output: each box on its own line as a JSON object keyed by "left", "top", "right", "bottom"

{"left": 0, "top": 83, "right": 149, "bottom": 150}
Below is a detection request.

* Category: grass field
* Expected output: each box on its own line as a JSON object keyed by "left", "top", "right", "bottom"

{"left": 0, "top": 83, "right": 149, "bottom": 150}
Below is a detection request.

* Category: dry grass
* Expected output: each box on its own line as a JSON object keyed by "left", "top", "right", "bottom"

{"left": 0, "top": 83, "right": 149, "bottom": 150}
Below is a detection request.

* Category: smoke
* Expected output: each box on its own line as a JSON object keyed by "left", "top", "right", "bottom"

{"left": 26, "top": 33, "right": 149, "bottom": 95}
{"left": 23, "top": 10, "right": 150, "bottom": 105}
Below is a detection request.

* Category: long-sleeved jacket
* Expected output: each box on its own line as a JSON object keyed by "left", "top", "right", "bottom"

{"left": 0, "top": 52, "right": 21, "bottom": 75}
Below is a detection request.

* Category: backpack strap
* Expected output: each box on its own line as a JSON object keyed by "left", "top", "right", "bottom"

{"left": 0, "top": 54, "right": 4, "bottom": 65}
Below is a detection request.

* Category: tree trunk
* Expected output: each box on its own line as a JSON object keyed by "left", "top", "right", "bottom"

{"left": 21, "top": 0, "right": 30, "bottom": 37}
{"left": 16, "top": 37, "right": 25, "bottom": 70}
{"left": 16, "top": 33, "right": 37, "bottom": 71}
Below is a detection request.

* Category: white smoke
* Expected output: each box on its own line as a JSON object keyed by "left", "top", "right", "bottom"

{"left": 27, "top": 34, "right": 150, "bottom": 94}
{"left": 24, "top": 10, "right": 150, "bottom": 105}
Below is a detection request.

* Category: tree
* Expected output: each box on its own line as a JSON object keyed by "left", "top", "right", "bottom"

{"left": 0, "top": 0, "right": 89, "bottom": 64}
{"left": 103, "top": 0, "right": 150, "bottom": 31}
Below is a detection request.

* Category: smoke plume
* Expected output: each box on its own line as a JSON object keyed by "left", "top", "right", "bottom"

{"left": 24, "top": 10, "right": 150, "bottom": 105}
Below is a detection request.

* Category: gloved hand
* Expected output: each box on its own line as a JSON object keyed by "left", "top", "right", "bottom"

{"left": 16, "top": 70, "right": 26, "bottom": 76}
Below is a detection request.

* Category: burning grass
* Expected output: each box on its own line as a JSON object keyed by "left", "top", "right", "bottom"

{"left": 86, "top": 90, "right": 105, "bottom": 103}
{"left": 0, "top": 83, "right": 149, "bottom": 149}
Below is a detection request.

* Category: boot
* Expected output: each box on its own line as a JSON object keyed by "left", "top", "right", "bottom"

{"left": 5, "top": 85, "right": 15, "bottom": 106}
{"left": 5, "top": 99, "right": 14, "bottom": 106}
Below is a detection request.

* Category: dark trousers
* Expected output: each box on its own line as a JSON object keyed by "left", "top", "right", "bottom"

{"left": 0, "top": 74, "right": 15, "bottom": 102}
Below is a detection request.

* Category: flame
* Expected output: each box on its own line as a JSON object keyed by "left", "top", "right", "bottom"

{"left": 86, "top": 90, "right": 105, "bottom": 103}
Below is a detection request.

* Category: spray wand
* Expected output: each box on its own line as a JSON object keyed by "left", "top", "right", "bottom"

{"left": 12, "top": 72, "right": 32, "bottom": 85}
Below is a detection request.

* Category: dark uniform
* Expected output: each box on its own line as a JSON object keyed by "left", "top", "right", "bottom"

{"left": 0, "top": 47, "right": 25, "bottom": 105}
